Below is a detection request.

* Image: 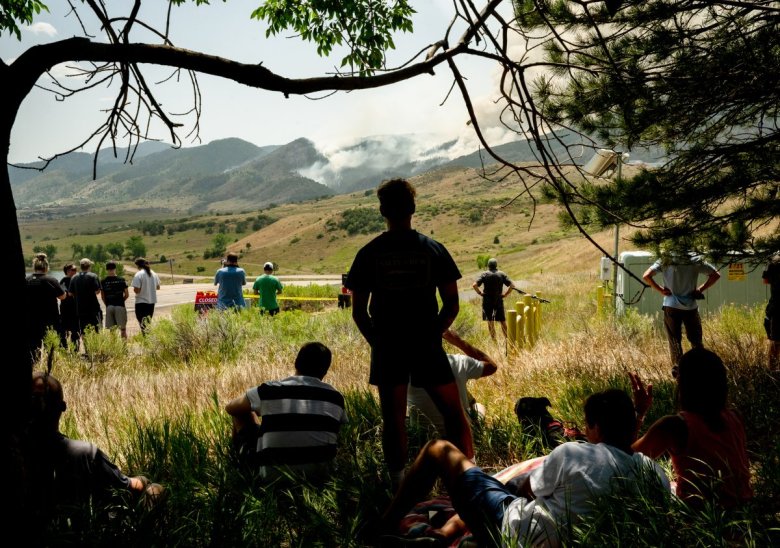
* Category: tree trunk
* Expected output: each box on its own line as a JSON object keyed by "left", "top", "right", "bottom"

{"left": 1, "top": 61, "right": 38, "bottom": 535}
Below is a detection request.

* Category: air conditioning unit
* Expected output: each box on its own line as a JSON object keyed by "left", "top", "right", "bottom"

{"left": 599, "top": 256, "right": 613, "bottom": 281}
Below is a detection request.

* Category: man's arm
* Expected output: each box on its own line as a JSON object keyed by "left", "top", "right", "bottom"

{"left": 642, "top": 266, "right": 670, "bottom": 296}
{"left": 350, "top": 289, "right": 374, "bottom": 345}
{"left": 502, "top": 278, "right": 516, "bottom": 298}
{"left": 123, "top": 287, "right": 129, "bottom": 301}
{"left": 632, "top": 415, "right": 687, "bottom": 459}
{"left": 437, "top": 280, "right": 459, "bottom": 334}
{"left": 472, "top": 281, "right": 483, "bottom": 297}
{"left": 698, "top": 269, "right": 721, "bottom": 293}
{"left": 442, "top": 329, "right": 498, "bottom": 377}
{"left": 225, "top": 393, "right": 259, "bottom": 432}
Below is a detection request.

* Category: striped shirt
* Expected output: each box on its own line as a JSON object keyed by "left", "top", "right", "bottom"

{"left": 247, "top": 375, "right": 347, "bottom": 481}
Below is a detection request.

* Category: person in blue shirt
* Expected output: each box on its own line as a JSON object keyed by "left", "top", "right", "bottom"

{"left": 214, "top": 252, "right": 246, "bottom": 310}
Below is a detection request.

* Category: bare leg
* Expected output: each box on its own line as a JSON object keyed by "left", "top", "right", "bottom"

{"left": 378, "top": 383, "right": 410, "bottom": 476}
{"left": 500, "top": 320, "right": 508, "bottom": 339}
{"left": 425, "top": 382, "right": 474, "bottom": 459}
{"left": 487, "top": 321, "right": 497, "bottom": 341}
{"left": 381, "top": 440, "right": 476, "bottom": 531}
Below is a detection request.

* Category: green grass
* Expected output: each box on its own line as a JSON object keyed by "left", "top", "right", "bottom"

{"left": 29, "top": 282, "right": 780, "bottom": 547}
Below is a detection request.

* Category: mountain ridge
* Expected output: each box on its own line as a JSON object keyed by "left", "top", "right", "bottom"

{"left": 10, "top": 133, "right": 666, "bottom": 216}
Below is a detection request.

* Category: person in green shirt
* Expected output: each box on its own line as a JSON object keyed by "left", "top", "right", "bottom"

{"left": 253, "top": 262, "right": 283, "bottom": 316}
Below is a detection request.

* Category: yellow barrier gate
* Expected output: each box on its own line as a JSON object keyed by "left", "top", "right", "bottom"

{"left": 506, "top": 292, "right": 546, "bottom": 353}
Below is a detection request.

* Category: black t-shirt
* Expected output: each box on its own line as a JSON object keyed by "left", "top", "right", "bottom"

{"left": 101, "top": 275, "right": 128, "bottom": 307}
{"left": 29, "top": 432, "right": 132, "bottom": 515}
{"left": 69, "top": 271, "right": 101, "bottom": 318}
{"left": 763, "top": 260, "right": 780, "bottom": 311}
{"left": 475, "top": 270, "right": 512, "bottom": 304}
{"left": 25, "top": 273, "right": 65, "bottom": 332}
{"left": 345, "top": 230, "right": 461, "bottom": 340}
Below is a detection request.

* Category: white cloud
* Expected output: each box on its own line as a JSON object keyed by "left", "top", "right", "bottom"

{"left": 25, "top": 22, "right": 57, "bottom": 37}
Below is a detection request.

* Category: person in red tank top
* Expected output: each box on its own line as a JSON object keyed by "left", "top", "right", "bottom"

{"left": 629, "top": 348, "right": 752, "bottom": 509}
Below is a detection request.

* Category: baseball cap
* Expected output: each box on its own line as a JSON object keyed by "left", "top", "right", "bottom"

{"left": 80, "top": 258, "right": 93, "bottom": 268}
{"left": 263, "top": 262, "right": 274, "bottom": 270}
{"left": 487, "top": 258, "right": 498, "bottom": 270}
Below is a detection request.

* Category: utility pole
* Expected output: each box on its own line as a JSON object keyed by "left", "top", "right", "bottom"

{"left": 169, "top": 258, "right": 175, "bottom": 284}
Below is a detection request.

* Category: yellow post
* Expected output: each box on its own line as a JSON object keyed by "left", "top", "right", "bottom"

{"left": 523, "top": 296, "right": 535, "bottom": 347}
{"left": 506, "top": 309, "right": 517, "bottom": 353}
{"left": 515, "top": 301, "right": 528, "bottom": 348}
{"left": 596, "top": 285, "right": 604, "bottom": 316}
{"left": 534, "top": 292, "right": 543, "bottom": 339}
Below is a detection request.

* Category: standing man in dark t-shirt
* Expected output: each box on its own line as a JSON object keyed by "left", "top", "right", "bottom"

{"left": 345, "top": 178, "right": 474, "bottom": 491}
{"left": 69, "top": 258, "right": 102, "bottom": 350}
{"left": 472, "top": 257, "right": 515, "bottom": 341}
{"left": 763, "top": 253, "right": 780, "bottom": 370}
{"left": 101, "top": 261, "right": 129, "bottom": 340}
{"left": 59, "top": 263, "right": 80, "bottom": 350}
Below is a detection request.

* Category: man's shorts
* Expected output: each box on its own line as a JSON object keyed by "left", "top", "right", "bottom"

{"left": 482, "top": 298, "right": 506, "bottom": 322}
{"left": 766, "top": 303, "right": 779, "bottom": 341}
{"left": 449, "top": 467, "right": 516, "bottom": 545}
{"left": 369, "top": 337, "right": 454, "bottom": 387}
{"left": 105, "top": 305, "right": 128, "bottom": 329}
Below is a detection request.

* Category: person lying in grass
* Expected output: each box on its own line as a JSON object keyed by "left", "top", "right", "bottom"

{"left": 381, "top": 389, "right": 670, "bottom": 547}
{"left": 225, "top": 341, "right": 348, "bottom": 484}
{"left": 27, "top": 371, "right": 165, "bottom": 530}
{"left": 630, "top": 347, "right": 753, "bottom": 510}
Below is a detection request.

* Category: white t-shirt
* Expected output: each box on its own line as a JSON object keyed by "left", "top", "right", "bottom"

{"left": 502, "top": 442, "right": 670, "bottom": 547}
{"left": 407, "top": 354, "right": 484, "bottom": 434}
{"left": 131, "top": 270, "right": 160, "bottom": 304}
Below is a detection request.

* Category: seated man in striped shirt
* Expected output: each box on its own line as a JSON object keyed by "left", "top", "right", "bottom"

{"left": 225, "top": 341, "right": 348, "bottom": 483}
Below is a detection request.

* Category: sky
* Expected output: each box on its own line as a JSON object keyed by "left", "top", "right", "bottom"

{"left": 1, "top": 1, "right": 520, "bottom": 165}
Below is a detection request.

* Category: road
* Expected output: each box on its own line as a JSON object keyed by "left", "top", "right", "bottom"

{"left": 113, "top": 275, "right": 342, "bottom": 337}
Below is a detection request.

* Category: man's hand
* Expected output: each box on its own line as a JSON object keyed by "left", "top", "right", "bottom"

{"left": 629, "top": 371, "right": 653, "bottom": 419}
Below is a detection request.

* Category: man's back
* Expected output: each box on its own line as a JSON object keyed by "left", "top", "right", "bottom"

{"left": 215, "top": 265, "right": 246, "bottom": 309}
{"left": 503, "top": 441, "right": 669, "bottom": 546}
{"left": 254, "top": 274, "right": 282, "bottom": 309}
{"left": 249, "top": 375, "right": 347, "bottom": 481}
{"left": 347, "top": 229, "right": 461, "bottom": 337}
{"left": 101, "top": 275, "right": 127, "bottom": 307}
{"left": 70, "top": 271, "right": 101, "bottom": 318}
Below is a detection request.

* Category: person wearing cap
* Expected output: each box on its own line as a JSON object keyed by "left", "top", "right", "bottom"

{"left": 100, "top": 261, "right": 129, "bottom": 340}
{"left": 472, "top": 258, "right": 516, "bottom": 341}
{"left": 252, "top": 261, "right": 283, "bottom": 316}
{"left": 131, "top": 257, "right": 161, "bottom": 336}
{"left": 214, "top": 252, "right": 247, "bottom": 310}
{"left": 68, "top": 258, "right": 102, "bottom": 349}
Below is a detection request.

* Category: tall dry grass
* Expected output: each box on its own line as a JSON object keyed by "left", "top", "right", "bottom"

{"left": 33, "top": 275, "right": 779, "bottom": 546}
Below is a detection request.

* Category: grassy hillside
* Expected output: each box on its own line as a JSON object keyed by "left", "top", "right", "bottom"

{"left": 19, "top": 162, "right": 642, "bottom": 289}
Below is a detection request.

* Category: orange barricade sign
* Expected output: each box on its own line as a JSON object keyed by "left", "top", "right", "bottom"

{"left": 195, "top": 291, "right": 218, "bottom": 314}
